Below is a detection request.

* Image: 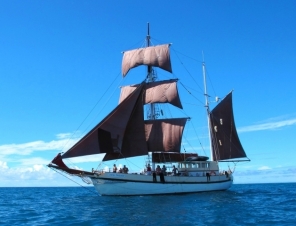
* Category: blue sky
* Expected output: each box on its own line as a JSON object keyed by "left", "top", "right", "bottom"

{"left": 1, "top": 1, "right": 296, "bottom": 187}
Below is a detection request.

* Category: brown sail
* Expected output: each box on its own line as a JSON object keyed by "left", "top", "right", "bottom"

{"left": 103, "top": 118, "right": 188, "bottom": 161}
{"left": 145, "top": 118, "right": 188, "bottom": 152}
{"left": 122, "top": 44, "right": 172, "bottom": 76}
{"left": 119, "top": 79, "right": 182, "bottom": 109}
{"left": 103, "top": 91, "right": 148, "bottom": 161}
{"left": 145, "top": 80, "right": 182, "bottom": 109}
{"left": 210, "top": 92, "right": 247, "bottom": 161}
{"left": 61, "top": 83, "right": 145, "bottom": 159}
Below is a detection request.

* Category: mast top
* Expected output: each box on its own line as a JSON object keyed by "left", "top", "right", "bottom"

{"left": 146, "top": 22, "right": 150, "bottom": 47}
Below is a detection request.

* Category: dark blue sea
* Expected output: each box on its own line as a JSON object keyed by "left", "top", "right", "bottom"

{"left": 1, "top": 183, "right": 295, "bottom": 226}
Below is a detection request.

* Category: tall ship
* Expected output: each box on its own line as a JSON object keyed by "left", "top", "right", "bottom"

{"left": 48, "top": 25, "right": 249, "bottom": 196}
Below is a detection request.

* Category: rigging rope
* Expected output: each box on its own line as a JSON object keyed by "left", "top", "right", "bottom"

{"left": 61, "top": 71, "right": 123, "bottom": 154}
{"left": 179, "top": 81, "right": 204, "bottom": 106}
{"left": 171, "top": 47, "right": 204, "bottom": 93}
{"left": 50, "top": 167, "right": 100, "bottom": 196}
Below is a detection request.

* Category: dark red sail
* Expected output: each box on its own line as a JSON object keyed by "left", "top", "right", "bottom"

{"left": 61, "top": 83, "right": 145, "bottom": 159}
{"left": 210, "top": 92, "right": 247, "bottom": 161}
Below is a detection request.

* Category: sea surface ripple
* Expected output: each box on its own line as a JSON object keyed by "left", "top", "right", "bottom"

{"left": 0, "top": 183, "right": 295, "bottom": 225}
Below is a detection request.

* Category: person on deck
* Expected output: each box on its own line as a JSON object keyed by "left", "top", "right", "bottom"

{"left": 123, "top": 165, "right": 129, "bottom": 174}
{"left": 225, "top": 171, "right": 229, "bottom": 178}
{"left": 146, "top": 164, "right": 152, "bottom": 175}
{"left": 172, "top": 165, "right": 178, "bottom": 176}
{"left": 206, "top": 172, "right": 211, "bottom": 182}
{"left": 156, "top": 165, "right": 161, "bottom": 175}
{"left": 162, "top": 165, "right": 167, "bottom": 176}
{"left": 113, "top": 164, "right": 117, "bottom": 173}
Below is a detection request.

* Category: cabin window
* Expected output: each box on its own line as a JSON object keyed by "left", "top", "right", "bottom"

{"left": 201, "top": 163, "right": 209, "bottom": 168}
{"left": 179, "top": 163, "right": 185, "bottom": 168}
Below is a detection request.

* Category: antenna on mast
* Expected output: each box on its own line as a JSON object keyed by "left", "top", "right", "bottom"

{"left": 147, "top": 22, "right": 150, "bottom": 45}
{"left": 146, "top": 23, "right": 152, "bottom": 76}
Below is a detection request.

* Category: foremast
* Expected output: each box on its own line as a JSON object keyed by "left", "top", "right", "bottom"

{"left": 146, "top": 23, "right": 157, "bottom": 170}
{"left": 146, "top": 23, "right": 160, "bottom": 120}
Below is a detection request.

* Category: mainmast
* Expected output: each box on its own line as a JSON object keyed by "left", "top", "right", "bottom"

{"left": 202, "top": 60, "right": 213, "bottom": 161}
{"left": 146, "top": 23, "right": 159, "bottom": 120}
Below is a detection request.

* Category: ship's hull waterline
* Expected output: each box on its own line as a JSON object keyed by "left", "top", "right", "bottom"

{"left": 90, "top": 173, "right": 233, "bottom": 196}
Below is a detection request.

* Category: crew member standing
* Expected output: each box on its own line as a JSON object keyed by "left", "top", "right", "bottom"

{"left": 113, "top": 164, "right": 117, "bottom": 173}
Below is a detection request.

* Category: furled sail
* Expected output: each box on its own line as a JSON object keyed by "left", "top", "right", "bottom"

{"left": 61, "top": 83, "right": 145, "bottom": 159}
{"left": 119, "top": 79, "right": 182, "bottom": 109}
{"left": 152, "top": 152, "right": 198, "bottom": 163}
{"left": 210, "top": 92, "right": 247, "bottom": 161}
{"left": 122, "top": 44, "right": 172, "bottom": 77}
{"left": 145, "top": 118, "right": 188, "bottom": 152}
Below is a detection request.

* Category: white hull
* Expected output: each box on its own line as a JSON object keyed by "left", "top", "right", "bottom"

{"left": 90, "top": 173, "right": 233, "bottom": 196}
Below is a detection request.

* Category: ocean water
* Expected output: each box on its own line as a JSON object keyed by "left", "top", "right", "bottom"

{"left": 0, "top": 183, "right": 295, "bottom": 226}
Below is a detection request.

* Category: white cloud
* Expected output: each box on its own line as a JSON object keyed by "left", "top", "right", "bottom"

{"left": 0, "top": 161, "right": 8, "bottom": 169}
{"left": 0, "top": 162, "right": 85, "bottom": 187}
{"left": 234, "top": 165, "right": 296, "bottom": 184}
{"left": 66, "top": 154, "right": 106, "bottom": 163}
{"left": 15, "top": 157, "right": 51, "bottom": 166}
{"left": 0, "top": 163, "right": 53, "bottom": 181}
{"left": 33, "top": 164, "right": 44, "bottom": 171}
{"left": 55, "top": 133, "right": 73, "bottom": 139}
{"left": 238, "top": 118, "right": 296, "bottom": 133}
{"left": 104, "top": 166, "right": 109, "bottom": 172}
{"left": 0, "top": 135, "right": 80, "bottom": 156}
{"left": 258, "top": 166, "right": 272, "bottom": 170}
{"left": 0, "top": 131, "right": 107, "bottom": 187}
